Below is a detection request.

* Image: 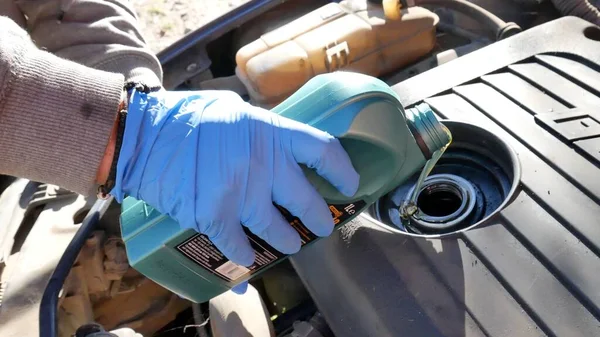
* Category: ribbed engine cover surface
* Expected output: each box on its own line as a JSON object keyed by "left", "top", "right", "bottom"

{"left": 292, "top": 17, "right": 600, "bottom": 337}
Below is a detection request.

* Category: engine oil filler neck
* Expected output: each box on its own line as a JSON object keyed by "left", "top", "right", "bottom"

{"left": 406, "top": 174, "right": 477, "bottom": 231}
{"left": 402, "top": 104, "right": 453, "bottom": 218}
{"left": 372, "top": 120, "right": 521, "bottom": 237}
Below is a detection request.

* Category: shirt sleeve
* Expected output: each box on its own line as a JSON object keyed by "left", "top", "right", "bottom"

{"left": 0, "top": 17, "right": 125, "bottom": 195}
{"left": 14, "top": 0, "right": 163, "bottom": 89}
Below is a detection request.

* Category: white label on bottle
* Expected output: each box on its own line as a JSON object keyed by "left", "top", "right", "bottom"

{"left": 215, "top": 261, "right": 250, "bottom": 280}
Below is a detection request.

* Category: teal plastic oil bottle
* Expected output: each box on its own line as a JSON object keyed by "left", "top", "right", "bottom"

{"left": 120, "top": 72, "right": 450, "bottom": 303}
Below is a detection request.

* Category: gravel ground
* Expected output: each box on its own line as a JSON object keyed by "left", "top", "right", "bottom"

{"left": 131, "top": 0, "right": 251, "bottom": 53}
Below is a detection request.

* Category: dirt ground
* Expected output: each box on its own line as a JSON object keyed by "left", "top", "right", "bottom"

{"left": 131, "top": 0, "right": 251, "bottom": 53}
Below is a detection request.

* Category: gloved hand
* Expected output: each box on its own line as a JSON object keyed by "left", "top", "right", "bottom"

{"left": 111, "top": 89, "right": 359, "bottom": 267}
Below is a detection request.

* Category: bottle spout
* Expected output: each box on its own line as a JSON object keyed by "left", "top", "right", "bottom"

{"left": 405, "top": 103, "right": 451, "bottom": 159}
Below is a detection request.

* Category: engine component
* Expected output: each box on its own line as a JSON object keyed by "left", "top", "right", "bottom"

{"left": 281, "top": 312, "right": 332, "bottom": 337}
{"left": 74, "top": 323, "right": 114, "bottom": 337}
{"left": 0, "top": 184, "right": 92, "bottom": 337}
{"left": 231, "top": 0, "right": 326, "bottom": 52}
{"left": 191, "top": 303, "right": 210, "bottom": 337}
{"left": 0, "top": 179, "right": 39, "bottom": 264}
{"left": 384, "top": 40, "right": 488, "bottom": 83}
{"left": 417, "top": 0, "right": 522, "bottom": 40}
{"left": 74, "top": 323, "right": 141, "bottom": 337}
{"left": 119, "top": 71, "right": 450, "bottom": 304}
{"left": 261, "top": 261, "right": 311, "bottom": 316}
{"left": 381, "top": 0, "right": 404, "bottom": 20}
{"left": 53, "top": 213, "right": 190, "bottom": 337}
{"left": 57, "top": 231, "right": 189, "bottom": 337}
{"left": 208, "top": 284, "right": 274, "bottom": 337}
{"left": 0, "top": 182, "right": 190, "bottom": 337}
{"left": 292, "top": 16, "right": 600, "bottom": 337}
{"left": 382, "top": 0, "right": 522, "bottom": 40}
{"left": 235, "top": 1, "right": 439, "bottom": 107}
{"left": 375, "top": 120, "right": 520, "bottom": 236}
{"left": 550, "top": 0, "right": 600, "bottom": 25}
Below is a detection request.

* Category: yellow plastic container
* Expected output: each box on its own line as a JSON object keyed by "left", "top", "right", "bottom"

{"left": 235, "top": 1, "right": 439, "bottom": 107}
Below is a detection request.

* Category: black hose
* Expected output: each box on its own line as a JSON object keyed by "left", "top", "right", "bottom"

{"left": 550, "top": 0, "right": 600, "bottom": 25}
{"left": 509, "top": 0, "right": 545, "bottom": 6}
{"left": 192, "top": 303, "right": 210, "bottom": 337}
{"left": 39, "top": 198, "right": 113, "bottom": 337}
{"left": 416, "top": 0, "right": 522, "bottom": 40}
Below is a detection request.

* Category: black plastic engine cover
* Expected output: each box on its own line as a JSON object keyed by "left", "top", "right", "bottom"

{"left": 291, "top": 17, "right": 600, "bottom": 337}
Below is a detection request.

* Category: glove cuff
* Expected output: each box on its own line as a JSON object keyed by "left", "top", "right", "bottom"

{"left": 97, "top": 82, "right": 155, "bottom": 199}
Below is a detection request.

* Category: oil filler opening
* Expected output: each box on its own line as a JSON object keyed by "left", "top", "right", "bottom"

{"left": 371, "top": 120, "right": 521, "bottom": 237}
{"left": 416, "top": 175, "right": 469, "bottom": 218}
{"left": 408, "top": 174, "right": 477, "bottom": 232}
{"left": 418, "top": 185, "right": 462, "bottom": 217}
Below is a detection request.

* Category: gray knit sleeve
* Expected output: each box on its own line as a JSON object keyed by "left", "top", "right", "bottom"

{"left": 14, "top": 0, "right": 163, "bottom": 89}
{"left": 0, "top": 17, "right": 124, "bottom": 195}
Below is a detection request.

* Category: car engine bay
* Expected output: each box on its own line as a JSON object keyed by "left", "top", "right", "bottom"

{"left": 1, "top": 0, "right": 600, "bottom": 336}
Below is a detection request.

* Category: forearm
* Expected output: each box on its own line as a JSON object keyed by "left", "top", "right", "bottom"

{"left": 2, "top": 0, "right": 165, "bottom": 193}
{"left": 96, "top": 111, "right": 120, "bottom": 186}
{"left": 0, "top": 17, "right": 123, "bottom": 195}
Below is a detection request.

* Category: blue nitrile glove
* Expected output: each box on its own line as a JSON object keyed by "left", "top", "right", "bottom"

{"left": 111, "top": 89, "right": 360, "bottom": 269}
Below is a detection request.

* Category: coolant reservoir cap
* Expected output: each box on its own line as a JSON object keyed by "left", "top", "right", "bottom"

{"left": 405, "top": 103, "right": 450, "bottom": 158}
